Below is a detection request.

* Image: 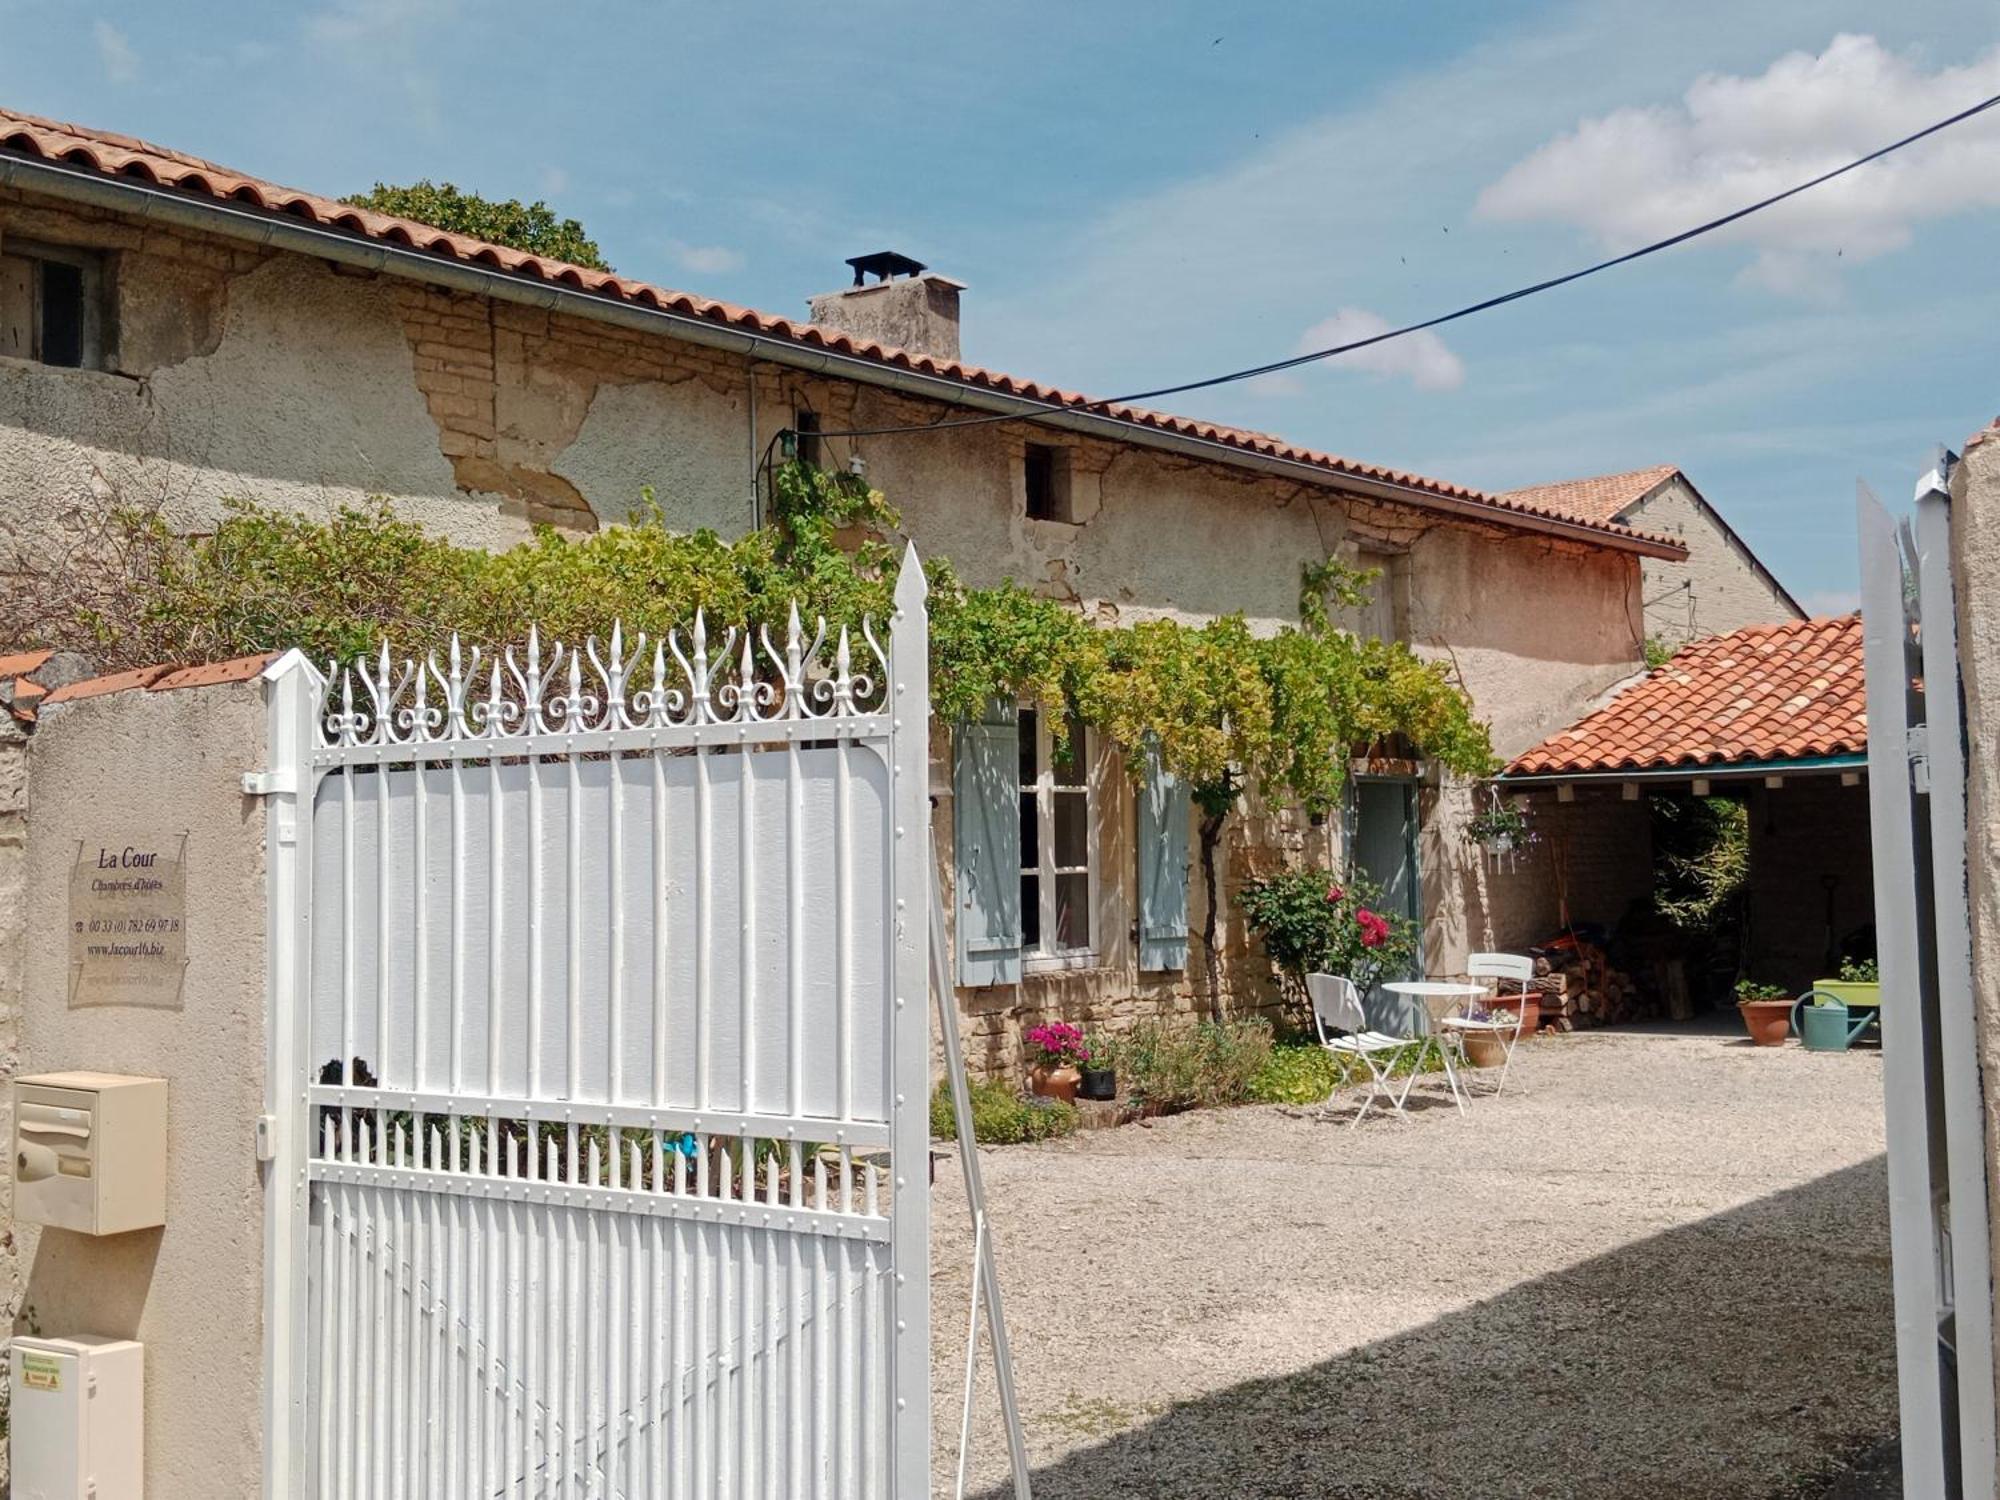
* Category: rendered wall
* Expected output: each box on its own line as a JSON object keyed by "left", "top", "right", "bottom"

{"left": 10, "top": 678, "right": 269, "bottom": 1500}
{"left": 1946, "top": 423, "right": 2000, "bottom": 1448}
{"left": 1624, "top": 477, "right": 1801, "bottom": 647}
{"left": 0, "top": 184, "right": 1651, "bottom": 1074}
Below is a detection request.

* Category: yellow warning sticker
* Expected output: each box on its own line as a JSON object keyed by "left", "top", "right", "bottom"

{"left": 21, "top": 1352, "right": 61, "bottom": 1392}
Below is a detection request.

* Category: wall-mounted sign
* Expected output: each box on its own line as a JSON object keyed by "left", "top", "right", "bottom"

{"left": 68, "top": 835, "right": 188, "bottom": 1010}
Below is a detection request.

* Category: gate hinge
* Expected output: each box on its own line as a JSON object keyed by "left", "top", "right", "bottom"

{"left": 1906, "top": 726, "right": 1932, "bottom": 795}
{"left": 255, "top": 1114, "right": 278, "bottom": 1162}
{"left": 242, "top": 769, "right": 297, "bottom": 797}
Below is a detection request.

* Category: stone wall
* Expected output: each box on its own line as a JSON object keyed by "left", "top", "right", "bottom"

{"left": 0, "top": 184, "right": 1656, "bottom": 1081}
{"left": 1624, "top": 476, "right": 1802, "bottom": 647}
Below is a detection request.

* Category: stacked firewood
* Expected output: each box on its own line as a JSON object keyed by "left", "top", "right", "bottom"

{"left": 1528, "top": 934, "right": 1655, "bottom": 1030}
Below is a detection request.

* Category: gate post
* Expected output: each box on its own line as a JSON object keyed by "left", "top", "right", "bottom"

{"left": 888, "top": 546, "right": 934, "bottom": 1498}
{"left": 258, "top": 650, "right": 323, "bottom": 1500}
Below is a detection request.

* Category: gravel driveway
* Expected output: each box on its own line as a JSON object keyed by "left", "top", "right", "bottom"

{"left": 930, "top": 1022, "right": 1894, "bottom": 1499}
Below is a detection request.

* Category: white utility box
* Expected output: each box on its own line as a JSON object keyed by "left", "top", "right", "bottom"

{"left": 9, "top": 1335, "right": 145, "bottom": 1499}
{"left": 14, "top": 1073, "right": 167, "bottom": 1235}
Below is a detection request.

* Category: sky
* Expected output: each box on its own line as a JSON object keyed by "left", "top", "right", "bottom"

{"left": 4, "top": 1, "right": 1998, "bottom": 613}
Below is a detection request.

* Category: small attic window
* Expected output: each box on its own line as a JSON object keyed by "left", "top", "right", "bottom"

{"left": 1024, "top": 444, "right": 1073, "bottom": 523}
{"left": 0, "top": 240, "right": 110, "bottom": 369}
{"left": 793, "top": 409, "right": 823, "bottom": 468}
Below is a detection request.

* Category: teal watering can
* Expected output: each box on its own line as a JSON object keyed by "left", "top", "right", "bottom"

{"left": 1791, "top": 988, "right": 1877, "bottom": 1052}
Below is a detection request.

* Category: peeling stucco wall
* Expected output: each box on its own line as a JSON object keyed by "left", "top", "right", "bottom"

{"left": 0, "top": 185, "right": 1658, "bottom": 1082}
{"left": 1625, "top": 477, "right": 1802, "bottom": 646}
{"left": 1946, "top": 425, "right": 2000, "bottom": 1428}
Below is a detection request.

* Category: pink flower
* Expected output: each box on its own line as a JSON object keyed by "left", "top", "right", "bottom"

{"left": 1356, "top": 908, "right": 1389, "bottom": 949}
{"left": 1325, "top": 884, "right": 1345, "bottom": 904}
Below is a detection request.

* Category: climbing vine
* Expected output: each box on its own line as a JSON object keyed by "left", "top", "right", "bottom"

{"left": 10, "top": 461, "right": 1495, "bottom": 1000}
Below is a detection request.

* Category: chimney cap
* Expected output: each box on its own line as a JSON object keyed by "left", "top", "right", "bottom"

{"left": 846, "top": 251, "right": 927, "bottom": 286}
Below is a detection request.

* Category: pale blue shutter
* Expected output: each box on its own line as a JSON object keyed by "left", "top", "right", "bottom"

{"left": 1136, "top": 738, "right": 1190, "bottom": 971}
{"left": 954, "top": 701, "right": 1022, "bottom": 986}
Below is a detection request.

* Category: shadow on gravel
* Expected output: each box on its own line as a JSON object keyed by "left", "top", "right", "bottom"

{"left": 980, "top": 1157, "right": 1896, "bottom": 1500}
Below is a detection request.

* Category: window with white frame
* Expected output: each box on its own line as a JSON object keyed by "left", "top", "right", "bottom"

{"left": 1018, "top": 706, "right": 1094, "bottom": 964}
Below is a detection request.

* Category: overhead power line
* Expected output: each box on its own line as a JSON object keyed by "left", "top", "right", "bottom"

{"left": 794, "top": 86, "right": 2000, "bottom": 445}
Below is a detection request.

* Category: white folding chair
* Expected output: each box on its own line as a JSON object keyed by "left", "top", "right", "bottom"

{"left": 1440, "top": 951, "right": 1534, "bottom": 1095}
{"left": 1308, "top": 972, "right": 1423, "bottom": 1128}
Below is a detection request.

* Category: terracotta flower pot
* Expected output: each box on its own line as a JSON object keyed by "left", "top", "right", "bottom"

{"left": 1737, "top": 999, "right": 1793, "bottom": 1046}
{"left": 1030, "top": 1063, "right": 1081, "bottom": 1102}
{"left": 1460, "top": 1030, "right": 1507, "bottom": 1069}
{"left": 1489, "top": 994, "right": 1540, "bottom": 1038}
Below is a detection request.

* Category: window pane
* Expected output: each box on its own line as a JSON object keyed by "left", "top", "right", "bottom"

{"left": 1018, "top": 707, "right": 1038, "bottom": 782}
{"left": 1053, "top": 792, "right": 1087, "bottom": 868}
{"left": 39, "top": 259, "right": 84, "bottom": 368}
{"left": 1054, "top": 873, "right": 1090, "bottom": 951}
{"left": 1053, "top": 719, "right": 1086, "bottom": 787}
{"left": 1020, "top": 875, "right": 1040, "bottom": 949}
{"left": 1018, "top": 792, "right": 1039, "bottom": 869}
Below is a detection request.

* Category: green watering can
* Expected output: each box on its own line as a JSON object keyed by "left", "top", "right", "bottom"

{"left": 1791, "top": 987, "right": 1880, "bottom": 1052}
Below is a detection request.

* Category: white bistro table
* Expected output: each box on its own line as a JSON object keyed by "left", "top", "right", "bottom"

{"left": 1379, "top": 980, "right": 1487, "bottom": 1112}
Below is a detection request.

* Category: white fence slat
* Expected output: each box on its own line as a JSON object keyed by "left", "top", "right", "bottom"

{"left": 1915, "top": 484, "right": 1998, "bottom": 1495}
{"left": 1859, "top": 480, "right": 1953, "bottom": 1498}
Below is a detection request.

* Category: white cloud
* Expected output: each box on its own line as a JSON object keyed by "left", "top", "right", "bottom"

{"left": 307, "top": 0, "right": 455, "bottom": 48}
{"left": 1475, "top": 33, "right": 2000, "bottom": 297}
{"left": 92, "top": 19, "right": 138, "bottom": 83}
{"left": 669, "top": 240, "right": 745, "bottom": 277}
{"left": 1294, "top": 307, "right": 1465, "bottom": 392}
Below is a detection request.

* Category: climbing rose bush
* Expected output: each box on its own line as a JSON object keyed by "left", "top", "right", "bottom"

{"left": 1240, "top": 867, "right": 1420, "bottom": 1011}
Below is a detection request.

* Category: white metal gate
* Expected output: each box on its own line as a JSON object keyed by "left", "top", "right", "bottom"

{"left": 260, "top": 561, "right": 932, "bottom": 1499}
{"left": 1858, "top": 461, "right": 1995, "bottom": 1500}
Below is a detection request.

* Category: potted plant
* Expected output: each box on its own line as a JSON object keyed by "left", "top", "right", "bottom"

{"left": 1814, "top": 956, "right": 1881, "bottom": 1010}
{"left": 1024, "top": 1021, "right": 1090, "bottom": 1102}
{"left": 1077, "top": 1033, "right": 1118, "bottom": 1101}
{"left": 1455, "top": 1000, "right": 1509, "bottom": 1069}
{"left": 1735, "top": 979, "right": 1793, "bottom": 1046}
{"left": 1465, "top": 792, "right": 1535, "bottom": 859}
{"left": 1486, "top": 985, "right": 1541, "bottom": 1038}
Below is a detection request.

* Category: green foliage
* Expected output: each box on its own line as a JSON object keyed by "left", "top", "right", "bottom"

{"left": 1838, "top": 957, "right": 1880, "bottom": 983}
{"left": 1651, "top": 793, "right": 1750, "bottom": 936}
{"left": 11, "top": 464, "right": 1495, "bottom": 831}
{"left": 1644, "top": 635, "right": 1678, "bottom": 669}
{"left": 929, "top": 1077, "right": 1079, "bottom": 1145}
{"left": 343, "top": 181, "right": 611, "bottom": 270}
{"left": 1239, "top": 867, "right": 1419, "bottom": 1005}
{"left": 1735, "top": 979, "right": 1790, "bottom": 1002}
{"left": 1245, "top": 1042, "right": 1342, "bottom": 1104}
{"left": 1116, "top": 1019, "right": 1274, "bottom": 1113}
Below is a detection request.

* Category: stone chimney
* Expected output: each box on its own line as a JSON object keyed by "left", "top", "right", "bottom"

{"left": 808, "top": 251, "right": 964, "bottom": 363}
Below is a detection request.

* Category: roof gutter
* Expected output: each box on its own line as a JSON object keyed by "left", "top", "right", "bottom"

{"left": 1500, "top": 751, "right": 1868, "bottom": 784}
{"left": 0, "top": 150, "right": 1683, "bottom": 561}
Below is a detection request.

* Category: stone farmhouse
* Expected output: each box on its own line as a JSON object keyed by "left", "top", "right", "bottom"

{"left": 0, "top": 104, "right": 1811, "bottom": 1071}
{"left": 1502, "top": 464, "right": 1804, "bottom": 649}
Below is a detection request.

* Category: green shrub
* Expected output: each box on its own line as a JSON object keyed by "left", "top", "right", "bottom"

{"left": 929, "top": 1077, "right": 1078, "bottom": 1145}
{"left": 1246, "top": 1042, "right": 1343, "bottom": 1104}
{"left": 1118, "top": 1019, "right": 1274, "bottom": 1113}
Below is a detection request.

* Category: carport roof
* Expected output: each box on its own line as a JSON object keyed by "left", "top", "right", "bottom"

{"left": 1504, "top": 615, "right": 1865, "bottom": 779}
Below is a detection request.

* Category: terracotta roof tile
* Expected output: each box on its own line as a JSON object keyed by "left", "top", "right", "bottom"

{"left": 149, "top": 652, "right": 279, "bottom": 691}
{"left": 1498, "top": 465, "right": 1680, "bottom": 527}
{"left": 0, "top": 648, "right": 54, "bottom": 679}
{"left": 0, "top": 105, "right": 1689, "bottom": 557}
{"left": 1506, "top": 615, "right": 1866, "bottom": 776}
{"left": 40, "top": 664, "right": 173, "bottom": 705}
